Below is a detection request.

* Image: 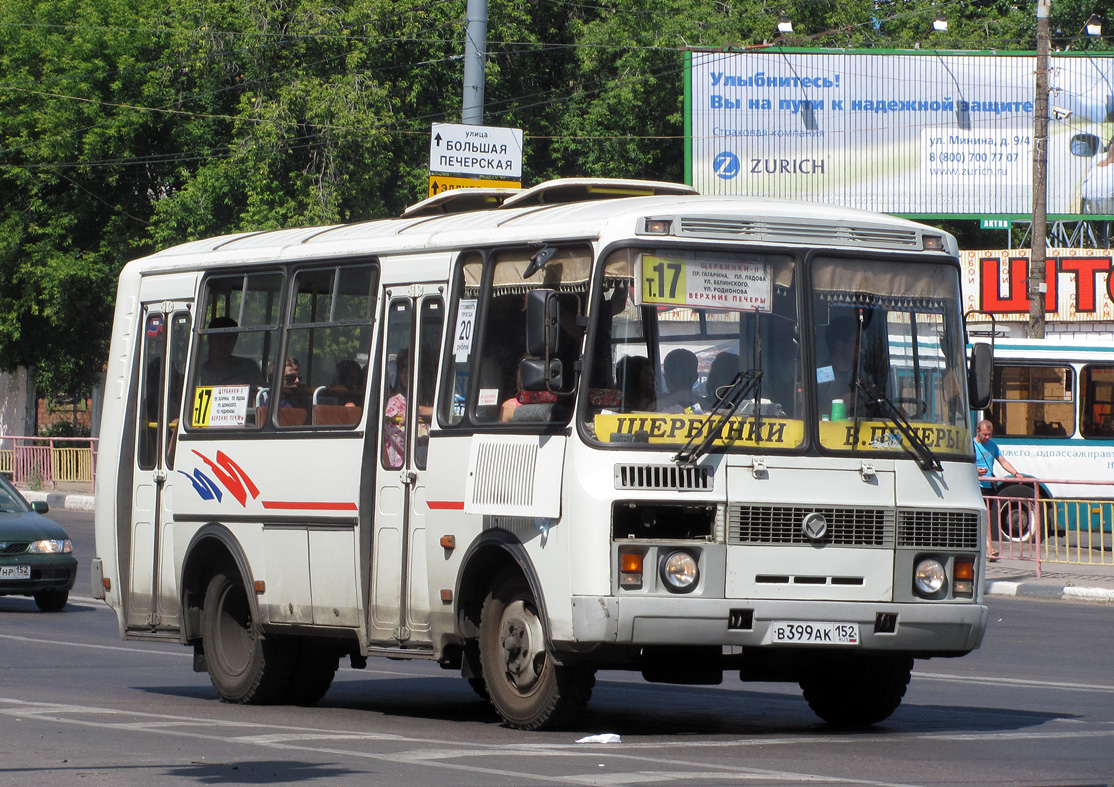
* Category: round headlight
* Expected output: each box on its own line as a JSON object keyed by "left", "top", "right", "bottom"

{"left": 661, "top": 551, "right": 698, "bottom": 591}
{"left": 913, "top": 557, "right": 947, "bottom": 597}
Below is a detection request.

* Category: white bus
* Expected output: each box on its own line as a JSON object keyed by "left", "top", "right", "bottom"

{"left": 982, "top": 338, "right": 1114, "bottom": 539}
{"left": 93, "top": 178, "right": 991, "bottom": 730}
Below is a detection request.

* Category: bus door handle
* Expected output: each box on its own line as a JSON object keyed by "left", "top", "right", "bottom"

{"left": 399, "top": 470, "right": 417, "bottom": 486}
{"left": 154, "top": 468, "right": 168, "bottom": 485}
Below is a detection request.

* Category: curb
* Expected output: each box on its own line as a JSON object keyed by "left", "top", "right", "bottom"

{"left": 985, "top": 579, "right": 1114, "bottom": 603}
{"left": 21, "top": 490, "right": 96, "bottom": 512}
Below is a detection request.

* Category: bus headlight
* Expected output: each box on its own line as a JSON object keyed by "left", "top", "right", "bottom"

{"left": 660, "top": 551, "right": 698, "bottom": 592}
{"left": 913, "top": 557, "right": 947, "bottom": 597}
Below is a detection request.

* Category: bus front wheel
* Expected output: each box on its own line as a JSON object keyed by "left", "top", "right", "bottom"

{"left": 799, "top": 655, "right": 912, "bottom": 726}
{"left": 478, "top": 573, "right": 594, "bottom": 730}
{"left": 202, "top": 570, "right": 293, "bottom": 704}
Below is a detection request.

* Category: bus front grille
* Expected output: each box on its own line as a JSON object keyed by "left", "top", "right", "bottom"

{"left": 727, "top": 505, "right": 894, "bottom": 547}
{"left": 614, "top": 464, "right": 712, "bottom": 491}
{"left": 897, "top": 510, "right": 980, "bottom": 549}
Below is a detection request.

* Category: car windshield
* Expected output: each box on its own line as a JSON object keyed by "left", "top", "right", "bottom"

{"left": 0, "top": 476, "right": 31, "bottom": 513}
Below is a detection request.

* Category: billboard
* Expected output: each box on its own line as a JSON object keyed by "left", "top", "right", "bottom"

{"left": 963, "top": 248, "right": 1114, "bottom": 323}
{"left": 688, "top": 49, "right": 1114, "bottom": 216}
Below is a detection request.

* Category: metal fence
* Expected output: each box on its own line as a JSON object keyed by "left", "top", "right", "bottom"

{"left": 0, "top": 435, "right": 98, "bottom": 493}
{"left": 985, "top": 477, "right": 1114, "bottom": 576}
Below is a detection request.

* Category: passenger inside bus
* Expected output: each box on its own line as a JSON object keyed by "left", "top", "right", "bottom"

{"left": 198, "top": 316, "right": 265, "bottom": 389}
{"left": 329, "top": 359, "right": 365, "bottom": 404}
{"left": 659, "top": 348, "right": 702, "bottom": 413}
{"left": 383, "top": 349, "right": 409, "bottom": 467}
{"left": 703, "top": 351, "right": 741, "bottom": 409}
{"left": 616, "top": 355, "right": 656, "bottom": 412}
{"left": 817, "top": 314, "right": 859, "bottom": 418}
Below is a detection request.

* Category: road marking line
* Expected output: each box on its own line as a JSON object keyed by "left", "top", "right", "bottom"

{"left": 0, "top": 697, "right": 926, "bottom": 786}
{"left": 914, "top": 671, "right": 1114, "bottom": 694}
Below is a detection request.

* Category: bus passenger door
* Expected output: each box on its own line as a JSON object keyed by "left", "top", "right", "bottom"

{"left": 127, "top": 305, "right": 191, "bottom": 633}
{"left": 369, "top": 292, "right": 443, "bottom": 646}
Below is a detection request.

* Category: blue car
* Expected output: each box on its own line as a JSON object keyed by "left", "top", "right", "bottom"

{"left": 0, "top": 474, "right": 77, "bottom": 611}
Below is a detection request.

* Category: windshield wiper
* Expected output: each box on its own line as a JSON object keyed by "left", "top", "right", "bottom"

{"left": 673, "top": 369, "right": 762, "bottom": 466}
{"left": 854, "top": 379, "right": 941, "bottom": 472}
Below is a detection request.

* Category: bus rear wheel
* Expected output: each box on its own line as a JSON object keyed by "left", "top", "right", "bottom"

{"left": 202, "top": 570, "right": 293, "bottom": 704}
{"left": 478, "top": 573, "right": 594, "bottom": 730}
{"left": 799, "top": 655, "right": 912, "bottom": 726}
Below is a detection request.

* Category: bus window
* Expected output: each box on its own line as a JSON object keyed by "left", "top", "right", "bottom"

{"left": 988, "top": 364, "right": 1074, "bottom": 438}
{"left": 382, "top": 300, "right": 413, "bottom": 469}
{"left": 1082, "top": 365, "right": 1114, "bottom": 437}
{"left": 283, "top": 263, "right": 376, "bottom": 428}
{"left": 812, "top": 257, "right": 969, "bottom": 453}
{"left": 444, "top": 246, "right": 592, "bottom": 427}
{"left": 415, "top": 298, "right": 443, "bottom": 469}
{"left": 189, "top": 272, "right": 281, "bottom": 430}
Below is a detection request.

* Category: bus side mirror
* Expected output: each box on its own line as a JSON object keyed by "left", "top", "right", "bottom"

{"left": 526, "top": 289, "right": 559, "bottom": 357}
{"left": 968, "top": 342, "right": 992, "bottom": 410}
{"left": 520, "top": 357, "right": 564, "bottom": 392}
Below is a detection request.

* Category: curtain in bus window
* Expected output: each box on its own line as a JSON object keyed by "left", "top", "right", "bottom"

{"left": 463, "top": 246, "right": 593, "bottom": 295}
{"left": 812, "top": 257, "right": 954, "bottom": 309}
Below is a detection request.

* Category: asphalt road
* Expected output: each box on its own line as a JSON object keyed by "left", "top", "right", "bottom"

{"left": 1, "top": 509, "right": 1111, "bottom": 786}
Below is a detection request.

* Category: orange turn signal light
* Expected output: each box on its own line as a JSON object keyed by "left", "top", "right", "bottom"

{"left": 954, "top": 560, "right": 974, "bottom": 581}
{"left": 620, "top": 552, "right": 643, "bottom": 573}
{"left": 619, "top": 551, "right": 644, "bottom": 590}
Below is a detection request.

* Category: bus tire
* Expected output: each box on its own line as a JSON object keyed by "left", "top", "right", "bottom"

{"left": 282, "top": 639, "right": 339, "bottom": 706}
{"left": 202, "top": 570, "right": 293, "bottom": 704}
{"left": 478, "top": 573, "right": 594, "bottom": 730}
{"left": 996, "top": 484, "right": 1036, "bottom": 542}
{"left": 799, "top": 655, "right": 912, "bottom": 726}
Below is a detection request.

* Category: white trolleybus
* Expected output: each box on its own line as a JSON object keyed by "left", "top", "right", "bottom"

{"left": 93, "top": 178, "right": 993, "bottom": 729}
{"left": 980, "top": 337, "right": 1114, "bottom": 540}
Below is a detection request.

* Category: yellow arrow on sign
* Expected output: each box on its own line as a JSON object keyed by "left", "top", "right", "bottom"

{"left": 428, "top": 175, "right": 521, "bottom": 197}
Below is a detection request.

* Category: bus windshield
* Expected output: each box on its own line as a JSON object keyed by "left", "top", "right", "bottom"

{"left": 582, "top": 247, "right": 804, "bottom": 450}
{"left": 581, "top": 248, "right": 971, "bottom": 460}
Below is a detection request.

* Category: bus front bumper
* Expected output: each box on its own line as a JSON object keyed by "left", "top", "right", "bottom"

{"left": 569, "top": 596, "right": 988, "bottom": 654}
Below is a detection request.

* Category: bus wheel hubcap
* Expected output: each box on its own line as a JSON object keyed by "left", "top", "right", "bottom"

{"left": 499, "top": 600, "right": 545, "bottom": 692}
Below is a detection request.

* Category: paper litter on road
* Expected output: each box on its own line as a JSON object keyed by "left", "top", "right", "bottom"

{"left": 576, "top": 733, "right": 621, "bottom": 744}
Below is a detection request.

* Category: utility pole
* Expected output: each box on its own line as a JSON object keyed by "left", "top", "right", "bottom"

{"left": 1030, "top": 0, "right": 1050, "bottom": 339}
{"left": 462, "top": 0, "right": 488, "bottom": 125}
